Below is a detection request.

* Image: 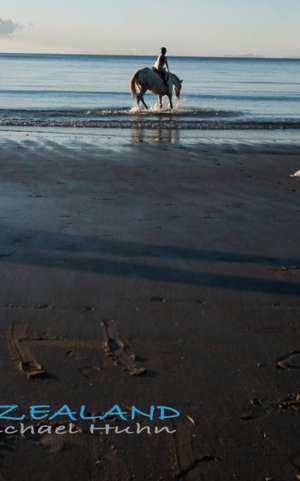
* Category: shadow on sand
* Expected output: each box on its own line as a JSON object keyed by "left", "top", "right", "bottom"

{"left": 1, "top": 224, "right": 300, "bottom": 296}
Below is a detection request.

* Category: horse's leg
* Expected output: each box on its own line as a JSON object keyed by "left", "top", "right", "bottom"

{"left": 137, "top": 88, "right": 148, "bottom": 109}
{"left": 142, "top": 98, "right": 148, "bottom": 109}
{"left": 168, "top": 94, "right": 173, "bottom": 109}
{"left": 136, "top": 87, "right": 144, "bottom": 108}
{"left": 159, "top": 95, "right": 163, "bottom": 109}
{"left": 141, "top": 91, "right": 148, "bottom": 110}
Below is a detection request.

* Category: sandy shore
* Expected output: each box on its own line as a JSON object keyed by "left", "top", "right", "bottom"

{"left": 0, "top": 132, "right": 299, "bottom": 480}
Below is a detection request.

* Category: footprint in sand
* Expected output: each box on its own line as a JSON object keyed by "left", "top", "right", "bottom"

{"left": 101, "top": 319, "right": 147, "bottom": 377}
{"left": 173, "top": 418, "right": 218, "bottom": 480}
{"left": 8, "top": 322, "right": 48, "bottom": 379}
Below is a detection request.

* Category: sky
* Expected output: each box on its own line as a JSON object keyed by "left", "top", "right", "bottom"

{"left": 0, "top": 0, "right": 300, "bottom": 57}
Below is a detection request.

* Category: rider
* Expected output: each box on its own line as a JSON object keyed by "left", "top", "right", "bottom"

{"left": 153, "top": 47, "right": 169, "bottom": 87}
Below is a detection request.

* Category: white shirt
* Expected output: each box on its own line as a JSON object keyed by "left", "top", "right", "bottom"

{"left": 153, "top": 54, "right": 168, "bottom": 71}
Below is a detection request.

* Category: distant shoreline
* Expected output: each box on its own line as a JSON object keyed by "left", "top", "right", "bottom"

{"left": 0, "top": 52, "right": 300, "bottom": 61}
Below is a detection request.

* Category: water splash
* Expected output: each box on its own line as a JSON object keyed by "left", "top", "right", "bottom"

{"left": 129, "top": 105, "right": 141, "bottom": 114}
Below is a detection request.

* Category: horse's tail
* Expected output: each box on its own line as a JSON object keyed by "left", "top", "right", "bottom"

{"left": 130, "top": 70, "right": 141, "bottom": 97}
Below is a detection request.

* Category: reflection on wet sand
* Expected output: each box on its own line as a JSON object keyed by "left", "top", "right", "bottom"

{"left": 130, "top": 124, "right": 181, "bottom": 144}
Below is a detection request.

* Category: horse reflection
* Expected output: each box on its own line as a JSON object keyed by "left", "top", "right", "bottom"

{"left": 130, "top": 125, "right": 181, "bottom": 144}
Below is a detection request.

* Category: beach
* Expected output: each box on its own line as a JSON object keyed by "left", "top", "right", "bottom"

{"left": 0, "top": 130, "right": 299, "bottom": 480}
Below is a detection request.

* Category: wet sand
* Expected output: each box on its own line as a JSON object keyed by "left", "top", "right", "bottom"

{"left": 0, "top": 132, "right": 300, "bottom": 480}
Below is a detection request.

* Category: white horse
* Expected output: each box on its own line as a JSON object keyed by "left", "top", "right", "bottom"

{"left": 130, "top": 68, "right": 183, "bottom": 110}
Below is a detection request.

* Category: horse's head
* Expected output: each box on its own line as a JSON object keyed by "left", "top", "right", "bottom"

{"left": 174, "top": 78, "right": 183, "bottom": 99}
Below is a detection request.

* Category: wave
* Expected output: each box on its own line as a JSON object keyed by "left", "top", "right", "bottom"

{"left": 0, "top": 105, "right": 299, "bottom": 130}
{"left": 0, "top": 89, "right": 129, "bottom": 97}
{"left": 1, "top": 118, "right": 300, "bottom": 130}
{"left": 1, "top": 89, "right": 300, "bottom": 102}
{"left": 0, "top": 107, "right": 240, "bottom": 118}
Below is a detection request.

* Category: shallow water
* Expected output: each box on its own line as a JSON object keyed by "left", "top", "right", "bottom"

{"left": 0, "top": 54, "right": 300, "bottom": 134}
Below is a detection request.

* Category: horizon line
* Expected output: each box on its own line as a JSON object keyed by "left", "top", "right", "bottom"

{"left": 0, "top": 51, "right": 300, "bottom": 61}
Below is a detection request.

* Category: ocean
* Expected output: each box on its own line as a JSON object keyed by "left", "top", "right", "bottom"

{"left": 0, "top": 53, "right": 300, "bottom": 135}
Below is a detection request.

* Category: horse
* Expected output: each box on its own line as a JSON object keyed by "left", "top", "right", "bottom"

{"left": 130, "top": 68, "right": 183, "bottom": 110}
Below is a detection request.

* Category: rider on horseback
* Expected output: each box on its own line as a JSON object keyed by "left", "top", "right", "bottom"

{"left": 130, "top": 49, "right": 182, "bottom": 110}
{"left": 153, "top": 47, "right": 169, "bottom": 87}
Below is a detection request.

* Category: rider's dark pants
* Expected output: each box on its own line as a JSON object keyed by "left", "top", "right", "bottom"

{"left": 153, "top": 68, "right": 168, "bottom": 86}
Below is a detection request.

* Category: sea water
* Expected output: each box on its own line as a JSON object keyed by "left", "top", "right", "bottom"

{"left": 0, "top": 53, "right": 300, "bottom": 137}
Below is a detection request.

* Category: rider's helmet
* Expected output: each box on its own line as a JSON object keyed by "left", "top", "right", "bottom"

{"left": 161, "top": 47, "right": 167, "bottom": 54}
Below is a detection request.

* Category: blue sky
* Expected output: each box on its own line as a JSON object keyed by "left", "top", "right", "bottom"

{"left": 1, "top": 0, "right": 300, "bottom": 57}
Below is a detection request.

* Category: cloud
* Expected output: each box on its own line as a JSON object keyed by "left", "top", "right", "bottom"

{"left": 0, "top": 18, "right": 19, "bottom": 37}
